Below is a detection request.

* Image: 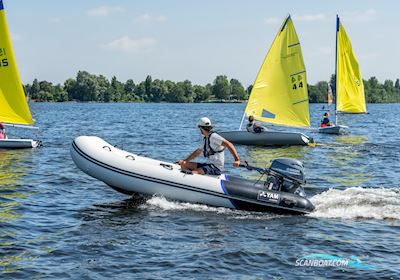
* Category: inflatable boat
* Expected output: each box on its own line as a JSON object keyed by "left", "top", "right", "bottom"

{"left": 71, "top": 136, "right": 314, "bottom": 214}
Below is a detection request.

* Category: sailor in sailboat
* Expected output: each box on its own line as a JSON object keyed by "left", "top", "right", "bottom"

{"left": 177, "top": 117, "right": 241, "bottom": 175}
{"left": 0, "top": 0, "right": 40, "bottom": 148}
{"left": 246, "top": 115, "right": 265, "bottom": 133}
{"left": 0, "top": 122, "right": 7, "bottom": 139}
{"left": 320, "top": 112, "right": 333, "bottom": 128}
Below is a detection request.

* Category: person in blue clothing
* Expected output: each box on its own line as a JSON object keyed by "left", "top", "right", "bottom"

{"left": 177, "top": 117, "right": 241, "bottom": 175}
{"left": 320, "top": 112, "right": 332, "bottom": 128}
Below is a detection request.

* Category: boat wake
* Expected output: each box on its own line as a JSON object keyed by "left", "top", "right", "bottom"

{"left": 141, "top": 196, "right": 279, "bottom": 220}
{"left": 141, "top": 187, "right": 400, "bottom": 221}
{"left": 309, "top": 187, "right": 400, "bottom": 220}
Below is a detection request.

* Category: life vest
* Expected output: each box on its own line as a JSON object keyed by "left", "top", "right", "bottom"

{"left": 203, "top": 132, "right": 225, "bottom": 158}
{"left": 321, "top": 116, "right": 330, "bottom": 125}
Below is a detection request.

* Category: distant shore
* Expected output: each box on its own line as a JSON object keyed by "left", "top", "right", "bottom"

{"left": 25, "top": 71, "right": 400, "bottom": 103}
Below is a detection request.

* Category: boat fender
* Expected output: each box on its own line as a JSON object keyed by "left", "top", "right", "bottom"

{"left": 125, "top": 155, "right": 135, "bottom": 161}
{"left": 103, "top": 145, "right": 112, "bottom": 152}
{"left": 160, "top": 163, "right": 173, "bottom": 170}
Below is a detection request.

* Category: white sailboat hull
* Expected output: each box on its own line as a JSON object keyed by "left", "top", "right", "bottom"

{"left": 219, "top": 130, "right": 313, "bottom": 146}
{"left": 318, "top": 125, "right": 347, "bottom": 135}
{"left": 0, "top": 139, "right": 40, "bottom": 149}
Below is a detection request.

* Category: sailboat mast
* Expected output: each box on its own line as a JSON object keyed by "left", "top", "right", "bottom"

{"left": 238, "top": 112, "right": 246, "bottom": 130}
{"left": 334, "top": 15, "right": 339, "bottom": 125}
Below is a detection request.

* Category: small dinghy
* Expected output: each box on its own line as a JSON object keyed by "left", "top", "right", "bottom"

{"left": 0, "top": 2, "right": 41, "bottom": 149}
{"left": 220, "top": 15, "right": 314, "bottom": 146}
{"left": 319, "top": 16, "right": 367, "bottom": 135}
{"left": 0, "top": 138, "right": 40, "bottom": 149}
{"left": 318, "top": 125, "right": 347, "bottom": 135}
{"left": 71, "top": 136, "right": 314, "bottom": 214}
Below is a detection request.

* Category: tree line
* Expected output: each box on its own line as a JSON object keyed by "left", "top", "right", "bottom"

{"left": 25, "top": 70, "right": 400, "bottom": 103}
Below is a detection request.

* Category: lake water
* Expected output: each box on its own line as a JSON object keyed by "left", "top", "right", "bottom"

{"left": 1, "top": 103, "right": 399, "bottom": 279}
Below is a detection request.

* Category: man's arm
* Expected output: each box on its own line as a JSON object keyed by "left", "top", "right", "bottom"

{"left": 177, "top": 149, "right": 201, "bottom": 165}
{"left": 185, "top": 149, "right": 202, "bottom": 161}
{"left": 221, "top": 139, "right": 240, "bottom": 167}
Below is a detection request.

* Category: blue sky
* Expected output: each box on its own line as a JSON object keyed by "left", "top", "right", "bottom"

{"left": 4, "top": 0, "right": 400, "bottom": 86}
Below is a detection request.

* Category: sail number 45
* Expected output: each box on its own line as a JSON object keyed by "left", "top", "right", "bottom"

{"left": 0, "top": 58, "right": 8, "bottom": 67}
{"left": 292, "top": 75, "right": 304, "bottom": 90}
{"left": 0, "top": 47, "right": 8, "bottom": 67}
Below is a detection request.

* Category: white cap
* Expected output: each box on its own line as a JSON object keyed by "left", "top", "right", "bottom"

{"left": 197, "top": 117, "right": 212, "bottom": 127}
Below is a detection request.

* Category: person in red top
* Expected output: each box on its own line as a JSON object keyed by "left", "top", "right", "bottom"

{"left": 320, "top": 112, "right": 332, "bottom": 128}
{"left": 0, "top": 122, "right": 7, "bottom": 139}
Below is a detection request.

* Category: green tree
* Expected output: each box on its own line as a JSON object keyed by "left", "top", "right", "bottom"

{"left": 144, "top": 75, "right": 153, "bottom": 102}
{"left": 151, "top": 79, "right": 167, "bottom": 102}
{"left": 395, "top": 79, "right": 400, "bottom": 90}
{"left": 110, "top": 76, "right": 125, "bottom": 102}
{"left": 193, "top": 85, "right": 210, "bottom": 102}
{"left": 124, "top": 79, "right": 137, "bottom": 101}
{"left": 230, "top": 78, "right": 246, "bottom": 100}
{"left": 64, "top": 78, "right": 77, "bottom": 101}
{"left": 212, "top": 75, "right": 230, "bottom": 100}
{"left": 30, "top": 78, "right": 41, "bottom": 100}
{"left": 182, "top": 80, "right": 194, "bottom": 102}
{"left": 135, "top": 81, "right": 146, "bottom": 101}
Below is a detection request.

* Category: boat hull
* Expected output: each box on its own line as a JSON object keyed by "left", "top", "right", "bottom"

{"left": 219, "top": 130, "right": 313, "bottom": 146}
{"left": 71, "top": 136, "right": 314, "bottom": 214}
{"left": 0, "top": 139, "right": 40, "bottom": 149}
{"left": 318, "top": 125, "right": 347, "bottom": 135}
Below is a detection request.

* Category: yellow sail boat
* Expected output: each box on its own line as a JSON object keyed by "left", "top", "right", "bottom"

{"left": 319, "top": 15, "right": 367, "bottom": 134}
{"left": 220, "top": 15, "right": 313, "bottom": 146}
{"left": 0, "top": 0, "right": 40, "bottom": 148}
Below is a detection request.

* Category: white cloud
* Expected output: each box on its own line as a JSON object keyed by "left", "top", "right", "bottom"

{"left": 104, "top": 36, "right": 157, "bottom": 53}
{"left": 135, "top": 13, "right": 167, "bottom": 23}
{"left": 263, "top": 17, "right": 280, "bottom": 25}
{"left": 293, "top": 13, "right": 327, "bottom": 22}
{"left": 87, "top": 6, "right": 125, "bottom": 17}
{"left": 343, "top": 9, "right": 378, "bottom": 22}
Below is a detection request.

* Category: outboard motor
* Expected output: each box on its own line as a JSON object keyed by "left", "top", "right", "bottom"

{"left": 265, "top": 158, "right": 306, "bottom": 197}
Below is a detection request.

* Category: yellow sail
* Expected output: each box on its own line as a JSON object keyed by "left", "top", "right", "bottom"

{"left": 245, "top": 15, "right": 310, "bottom": 127}
{"left": 336, "top": 16, "right": 366, "bottom": 113}
{"left": 0, "top": 1, "right": 33, "bottom": 125}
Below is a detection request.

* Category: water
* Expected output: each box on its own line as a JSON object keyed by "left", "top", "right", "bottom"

{"left": 1, "top": 103, "right": 399, "bottom": 279}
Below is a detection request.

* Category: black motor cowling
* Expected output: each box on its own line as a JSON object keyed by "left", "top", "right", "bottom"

{"left": 265, "top": 158, "right": 306, "bottom": 196}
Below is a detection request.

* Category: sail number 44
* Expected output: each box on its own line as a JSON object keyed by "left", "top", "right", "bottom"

{"left": 292, "top": 75, "right": 304, "bottom": 90}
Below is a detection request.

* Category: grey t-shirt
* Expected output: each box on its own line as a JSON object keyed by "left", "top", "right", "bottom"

{"left": 198, "top": 132, "right": 225, "bottom": 171}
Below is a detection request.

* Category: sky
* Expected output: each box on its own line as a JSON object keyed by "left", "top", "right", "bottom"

{"left": 4, "top": 0, "right": 400, "bottom": 87}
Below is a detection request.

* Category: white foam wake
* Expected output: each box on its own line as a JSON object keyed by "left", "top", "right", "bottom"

{"left": 142, "top": 196, "right": 226, "bottom": 212}
{"left": 309, "top": 187, "right": 400, "bottom": 220}
{"left": 141, "top": 196, "right": 278, "bottom": 220}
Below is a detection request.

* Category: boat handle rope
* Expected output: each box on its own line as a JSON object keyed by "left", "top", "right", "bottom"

{"left": 102, "top": 145, "right": 112, "bottom": 152}
{"left": 126, "top": 155, "right": 135, "bottom": 160}
{"left": 160, "top": 163, "right": 173, "bottom": 170}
